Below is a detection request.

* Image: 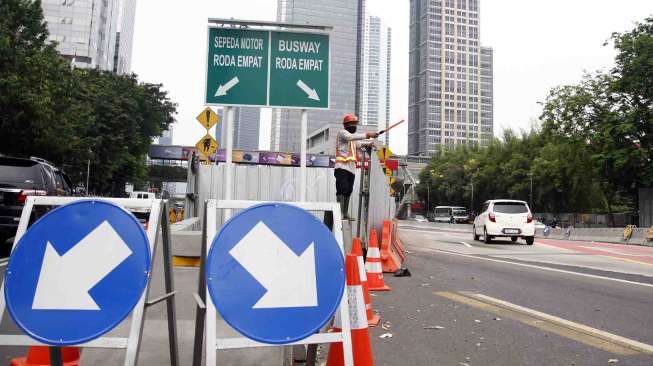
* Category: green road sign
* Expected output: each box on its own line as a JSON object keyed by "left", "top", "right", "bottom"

{"left": 269, "top": 31, "right": 329, "bottom": 109}
{"left": 205, "top": 28, "right": 269, "bottom": 106}
{"left": 205, "top": 27, "right": 330, "bottom": 109}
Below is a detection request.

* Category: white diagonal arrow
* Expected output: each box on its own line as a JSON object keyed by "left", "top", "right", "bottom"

{"left": 229, "top": 221, "right": 317, "bottom": 309}
{"left": 215, "top": 76, "right": 240, "bottom": 97}
{"left": 296, "top": 80, "right": 320, "bottom": 101}
{"left": 32, "top": 221, "right": 133, "bottom": 310}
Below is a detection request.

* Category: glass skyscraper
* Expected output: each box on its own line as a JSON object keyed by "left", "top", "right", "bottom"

{"left": 270, "top": 0, "right": 365, "bottom": 152}
{"left": 360, "top": 15, "right": 392, "bottom": 146}
{"left": 41, "top": 0, "right": 136, "bottom": 73}
{"left": 408, "top": 0, "right": 493, "bottom": 156}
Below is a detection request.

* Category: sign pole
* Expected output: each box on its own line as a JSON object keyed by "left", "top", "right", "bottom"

{"left": 224, "top": 106, "right": 234, "bottom": 202}
{"left": 300, "top": 109, "right": 308, "bottom": 202}
{"left": 49, "top": 346, "right": 63, "bottom": 366}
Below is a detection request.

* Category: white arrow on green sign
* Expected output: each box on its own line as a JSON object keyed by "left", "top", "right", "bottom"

{"left": 205, "top": 27, "right": 330, "bottom": 109}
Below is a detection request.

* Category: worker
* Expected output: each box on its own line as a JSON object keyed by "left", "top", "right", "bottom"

{"left": 335, "top": 114, "right": 378, "bottom": 219}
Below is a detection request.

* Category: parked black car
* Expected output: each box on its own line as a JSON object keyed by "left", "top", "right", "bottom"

{"left": 0, "top": 156, "right": 73, "bottom": 253}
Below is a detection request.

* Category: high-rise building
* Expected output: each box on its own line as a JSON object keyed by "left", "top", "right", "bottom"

{"left": 158, "top": 126, "right": 173, "bottom": 145}
{"left": 42, "top": 0, "right": 121, "bottom": 70}
{"left": 360, "top": 15, "right": 392, "bottom": 146}
{"left": 271, "top": 0, "right": 365, "bottom": 152}
{"left": 113, "top": 0, "right": 137, "bottom": 74}
{"left": 408, "top": 0, "right": 493, "bottom": 156}
{"left": 216, "top": 108, "right": 260, "bottom": 150}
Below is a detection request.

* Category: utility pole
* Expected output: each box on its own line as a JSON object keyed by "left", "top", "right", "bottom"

{"left": 426, "top": 185, "right": 430, "bottom": 216}
{"left": 529, "top": 172, "right": 533, "bottom": 209}
{"left": 529, "top": 172, "right": 533, "bottom": 210}
{"left": 86, "top": 158, "right": 91, "bottom": 196}
{"left": 470, "top": 178, "right": 474, "bottom": 212}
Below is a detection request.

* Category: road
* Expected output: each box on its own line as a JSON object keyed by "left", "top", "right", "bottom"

{"left": 368, "top": 223, "right": 653, "bottom": 366}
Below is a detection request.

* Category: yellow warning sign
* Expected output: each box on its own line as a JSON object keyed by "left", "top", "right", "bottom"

{"left": 377, "top": 146, "right": 393, "bottom": 161}
{"left": 389, "top": 177, "right": 396, "bottom": 186}
{"left": 195, "top": 133, "right": 218, "bottom": 158}
{"left": 196, "top": 107, "right": 219, "bottom": 130}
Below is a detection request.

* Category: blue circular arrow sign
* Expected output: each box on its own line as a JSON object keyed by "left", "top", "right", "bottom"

{"left": 4, "top": 200, "right": 151, "bottom": 345}
{"left": 207, "top": 203, "right": 345, "bottom": 344}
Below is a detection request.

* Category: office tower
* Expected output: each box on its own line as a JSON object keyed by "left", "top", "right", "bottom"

{"left": 41, "top": 0, "right": 120, "bottom": 70}
{"left": 158, "top": 126, "right": 173, "bottom": 145}
{"left": 408, "top": 0, "right": 493, "bottom": 156}
{"left": 361, "top": 15, "right": 392, "bottom": 146}
{"left": 271, "top": 0, "right": 365, "bottom": 152}
{"left": 216, "top": 108, "right": 261, "bottom": 150}
{"left": 113, "top": 0, "right": 137, "bottom": 74}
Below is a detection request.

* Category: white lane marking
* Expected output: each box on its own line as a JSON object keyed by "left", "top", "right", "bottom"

{"left": 413, "top": 245, "right": 653, "bottom": 288}
{"left": 466, "top": 292, "right": 653, "bottom": 353}
{"left": 461, "top": 241, "right": 473, "bottom": 248}
{"left": 0, "top": 259, "right": 8, "bottom": 267}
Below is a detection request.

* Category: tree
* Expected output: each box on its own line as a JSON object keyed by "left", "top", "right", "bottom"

{"left": 0, "top": 0, "right": 177, "bottom": 195}
{"left": 540, "top": 17, "right": 653, "bottom": 215}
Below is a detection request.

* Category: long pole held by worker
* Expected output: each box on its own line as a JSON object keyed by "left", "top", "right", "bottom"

{"left": 378, "top": 119, "right": 405, "bottom": 135}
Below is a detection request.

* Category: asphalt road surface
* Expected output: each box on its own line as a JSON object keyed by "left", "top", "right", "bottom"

{"left": 368, "top": 223, "right": 653, "bottom": 366}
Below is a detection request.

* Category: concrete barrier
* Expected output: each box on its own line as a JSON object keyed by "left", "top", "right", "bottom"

{"left": 170, "top": 217, "right": 202, "bottom": 257}
{"left": 537, "top": 227, "right": 652, "bottom": 247}
{"left": 399, "top": 220, "right": 653, "bottom": 247}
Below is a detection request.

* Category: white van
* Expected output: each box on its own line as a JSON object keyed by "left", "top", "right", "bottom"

{"left": 130, "top": 191, "right": 156, "bottom": 200}
{"left": 473, "top": 200, "right": 535, "bottom": 245}
{"left": 433, "top": 206, "right": 469, "bottom": 223}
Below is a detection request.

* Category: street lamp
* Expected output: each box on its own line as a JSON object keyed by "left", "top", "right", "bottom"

{"left": 529, "top": 172, "right": 533, "bottom": 210}
{"left": 470, "top": 177, "right": 474, "bottom": 213}
{"left": 427, "top": 185, "right": 430, "bottom": 215}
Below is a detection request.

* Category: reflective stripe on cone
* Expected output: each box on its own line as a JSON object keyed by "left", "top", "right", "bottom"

{"left": 327, "top": 255, "right": 374, "bottom": 366}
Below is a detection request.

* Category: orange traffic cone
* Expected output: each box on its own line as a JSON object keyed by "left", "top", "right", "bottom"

{"left": 352, "top": 237, "right": 380, "bottom": 327}
{"left": 11, "top": 346, "right": 80, "bottom": 366}
{"left": 326, "top": 255, "right": 374, "bottom": 366}
{"left": 365, "top": 229, "right": 391, "bottom": 291}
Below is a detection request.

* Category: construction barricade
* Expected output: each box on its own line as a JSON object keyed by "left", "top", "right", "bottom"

{"left": 379, "top": 220, "right": 405, "bottom": 273}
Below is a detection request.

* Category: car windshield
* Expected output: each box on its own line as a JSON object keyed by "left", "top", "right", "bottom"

{"left": 0, "top": 160, "right": 42, "bottom": 184}
{"left": 453, "top": 209, "right": 467, "bottom": 216}
{"left": 492, "top": 202, "right": 529, "bottom": 214}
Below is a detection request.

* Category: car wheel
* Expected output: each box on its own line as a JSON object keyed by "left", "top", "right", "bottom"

{"left": 483, "top": 227, "right": 492, "bottom": 244}
{"left": 511, "top": 236, "right": 517, "bottom": 242}
{"left": 525, "top": 236, "right": 534, "bottom": 245}
{"left": 473, "top": 226, "right": 480, "bottom": 241}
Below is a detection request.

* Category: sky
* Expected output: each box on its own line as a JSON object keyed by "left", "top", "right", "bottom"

{"left": 131, "top": 0, "right": 652, "bottom": 155}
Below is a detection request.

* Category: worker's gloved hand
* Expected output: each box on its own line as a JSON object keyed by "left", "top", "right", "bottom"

{"left": 366, "top": 132, "right": 379, "bottom": 139}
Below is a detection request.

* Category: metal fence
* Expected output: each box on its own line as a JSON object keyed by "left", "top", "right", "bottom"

{"left": 195, "top": 155, "right": 395, "bottom": 238}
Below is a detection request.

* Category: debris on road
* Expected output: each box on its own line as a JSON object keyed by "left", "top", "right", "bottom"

{"left": 423, "top": 325, "right": 445, "bottom": 330}
{"left": 608, "top": 359, "right": 619, "bottom": 363}
{"left": 493, "top": 317, "right": 501, "bottom": 321}
{"left": 474, "top": 319, "right": 482, "bottom": 323}
{"left": 382, "top": 321, "right": 392, "bottom": 330}
{"left": 379, "top": 333, "right": 393, "bottom": 339}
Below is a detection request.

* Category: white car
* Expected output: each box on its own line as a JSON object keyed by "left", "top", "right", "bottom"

{"left": 413, "top": 215, "right": 428, "bottom": 222}
{"left": 473, "top": 199, "right": 535, "bottom": 245}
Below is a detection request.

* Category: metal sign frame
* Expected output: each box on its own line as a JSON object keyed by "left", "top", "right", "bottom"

{"left": 192, "top": 199, "right": 353, "bottom": 366}
{"left": 204, "top": 25, "right": 332, "bottom": 110}
{"left": 0, "top": 196, "right": 179, "bottom": 366}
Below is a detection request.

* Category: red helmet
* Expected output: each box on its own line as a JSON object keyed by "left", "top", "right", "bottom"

{"left": 343, "top": 114, "right": 359, "bottom": 124}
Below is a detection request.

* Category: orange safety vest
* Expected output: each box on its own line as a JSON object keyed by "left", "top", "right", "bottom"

{"left": 335, "top": 140, "right": 359, "bottom": 163}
